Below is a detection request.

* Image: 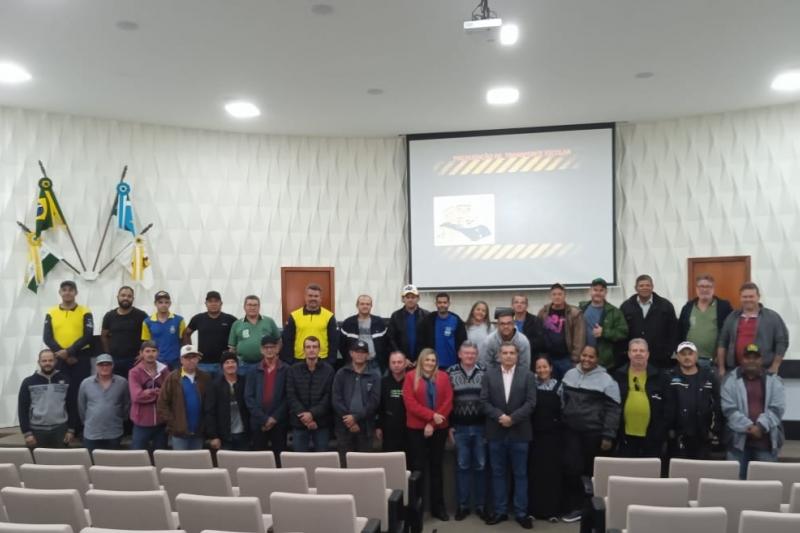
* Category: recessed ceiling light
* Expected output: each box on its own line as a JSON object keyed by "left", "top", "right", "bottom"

{"left": 366, "top": 88, "right": 384, "bottom": 95}
{"left": 311, "top": 3, "right": 334, "bottom": 15}
{"left": 771, "top": 70, "right": 800, "bottom": 92}
{"left": 486, "top": 87, "right": 519, "bottom": 105}
{"left": 0, "top": 61, "right": 32, "bottom": 84}
{"left": 635, "top": 71, "right": 655, "bottom": 79}
{"left": 499, "top": 24, "right": 519, "bottom": 46}
{"left": 115, "top": 20, "right": 139, "bottom": 31}
{"left": 224, "top": 100, "right": 261, "bottom": 119}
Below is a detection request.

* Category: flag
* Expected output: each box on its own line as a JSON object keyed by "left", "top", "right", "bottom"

{"left": 25, "top": 232, "right": 60, "bottom": 293}
{"left": 35, "top": 177, "right": 66, "bottom": 237}
{"left": 117, "top": 235, "right": 153, "bottom": 289}
{"left": 114, "top": 182, "right": 136, "bottom": 235}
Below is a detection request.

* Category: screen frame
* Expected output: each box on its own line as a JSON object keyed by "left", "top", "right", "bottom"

{"left": 405, "top": 121, "right": 617, "bottom": 291}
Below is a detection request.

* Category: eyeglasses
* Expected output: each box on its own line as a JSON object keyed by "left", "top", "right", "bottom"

{"left": 633, "top": 376, "right": 641, "bottom": 392}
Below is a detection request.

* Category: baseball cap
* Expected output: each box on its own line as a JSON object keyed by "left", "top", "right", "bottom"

{"left": 676, "top": 341, "right": 697, "bottom": 353}
{"left": 220, "top": 351, "right": 238, "bottom": 366}
{"left": 205, "top": 290, "right": 222, "bottom": 301}
{"left": 401, "top": 284, "right": 419, "bottom": 296}
{"left": 95, "top": 353, "right": 114, "bottom": 365}
{"left": 495, "top": 307, "right": 514, "bottom": 319}
{"left": 261, "top": 334, "right": 281, "bottom": 346}
{"left": 154, "top": 290, "right": 171, "bottom": 301}
{"left": 350, "top": 339, "right": 370, "bottom": 353}
{"left": 60, "top": 280, "right": 77, "bottom": 290}
{"left": 744, "top": 343, "right": 761, "bottom": 356}
{"left": 180, "top": 345, "right": 203, "bottom": 358}
{"left": 550, "top": 282, "right": 566, "bottom": 291}
{"left": 591, "top": 277, "right": 608, "bottom": 288}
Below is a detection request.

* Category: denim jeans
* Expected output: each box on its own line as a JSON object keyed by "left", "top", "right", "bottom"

{"left": 237, "top": 361, "right": 260, "bottom": 376}
{"left": 550, "top": 357, "right": 575, "bottom": 380}
{"left": 82, "top": 437, "right": 121, "bottom": 453}
{"left": 198, "top": 363, "right": 221, "bottom": 378}
{"left": 131, "top": 424, "right": 168, "bottom": 451}
{"left": 453, "top": 425, "right": 486, "bottom": 510}
{"left": 171, "top": 435, "right": 204, "bottom": 450}
{"left": 489, "top": 438, "right": 529, "bottom": 518}
{"left": 727, "top": 447, "right": 779, "bottom": 479}
{"left": 292, "top": 428, "right": 330, "bottom": 452}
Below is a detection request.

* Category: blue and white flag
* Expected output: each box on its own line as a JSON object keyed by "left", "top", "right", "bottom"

{"left": 114, "top": 182, "right": 136, "bottom": 235}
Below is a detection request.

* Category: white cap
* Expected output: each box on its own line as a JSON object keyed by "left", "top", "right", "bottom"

{"left": 180, "top": 345, "right": 203, "bottom": 358}
{"left": 676, "top": 341, "right": 697, "bottom": 353}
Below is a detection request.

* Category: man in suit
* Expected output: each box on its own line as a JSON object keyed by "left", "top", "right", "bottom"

{"left": 481, "top": 341, "right": 537, "bottom": 529}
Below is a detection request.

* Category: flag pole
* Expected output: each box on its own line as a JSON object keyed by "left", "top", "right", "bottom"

{"left": 38, "top": 160, "right": 88, "bottom": 272}
{"left": 97, "top": 222, "right": 154, "bottom": 276}
{"left": 90, "top": 165, "right": 128, "bottom": 272}
{"left": 16, "top": 221, "right": 82, "bottom": 275}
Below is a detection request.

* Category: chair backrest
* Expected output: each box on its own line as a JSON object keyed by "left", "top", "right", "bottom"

{"left": 19, "top": 464, "right": 91, "bottom": 505}
{"left": 175, "top": 493, "right": 265, "bottom": 533}
{"left": 81, "top": 529, "right": 186, "bottom": 533}
{"left": 790, "top": 482, "right": 800, "bottom": 513}
{"left": 216, "top": 450, "right": 275, "bottom": 485}
{"left": 280, "top": 451, "right": 340, "bottom": 486}
{"left": 160, "top": 468, "right": 234, "bottom": 506}
{"left": 153, "top": 450, "right": 213, "bottom": 471}
{"left": 0, "top": 487, "right": 88, "bottom": 532}
{"left": 32, "top": 448, "right": 92, "bottom": 469}
{"left": 593, "top": 457, "right": 661, "bottom": 498}
{"left": 0, "top": 462, "right": 22, "bottom": 489}
{"left": 669, "top": 459, "right": 740, "bottom": 500}
{"left": 697, "top": 478, "right": 783, "bottom": 533}
{"left": 316, "top": 467, "right": 388, "bottom": 527}
{"left": 89, "top": 465, "right": 161, "bottom": 491}
{"left": 738, "top": 510, "right": 800, "bottom": 533}
{"left": 91, "top": 449, "right": 152, "bottom": 467}
{"left": 237, "top": 467, "right": 309, "bottom": 512}
{"left": 87, "top": 489, "right": 176, "bottom": 530}
{"left": 606, "top": 476, "right": 689, "bottom": 531}
{"left": 270, "top": 491, "right": 359, "bottom": 533}
{"left": 746, "top": 461, "right": 800, "bottom": 503}
{"left": 0, "top": 524, "right": 73, "bottom": 533}
{"left": 0, "top": 447, "right": 34, "bottom": 468}
{"left": 346, "top": 451, "right": 407, "bottom": 496}
{"left": 626, "top": 504, "right": 727, "bottom": 533}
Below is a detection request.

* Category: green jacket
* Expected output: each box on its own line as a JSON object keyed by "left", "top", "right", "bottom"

{"left": 578, "top": 300, "right": 628, "bottom": 368}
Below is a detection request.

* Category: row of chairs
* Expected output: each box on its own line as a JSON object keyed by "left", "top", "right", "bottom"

{"left": 623, "top": 504, "right": 800, "bottom": 533}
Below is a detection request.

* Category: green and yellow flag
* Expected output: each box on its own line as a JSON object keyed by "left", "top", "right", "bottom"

{"left": 35, "top": 177, "right": 66, "bottom": 236}
{"left": 25, "top": 232, "right": 60, "bottom": 293}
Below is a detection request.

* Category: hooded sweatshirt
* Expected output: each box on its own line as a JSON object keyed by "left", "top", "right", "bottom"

{"left": 561, "top": 365, "right": 621, "bottom": 439}
{"left": 128, "top": 361, "right": 170, "bottom": 427}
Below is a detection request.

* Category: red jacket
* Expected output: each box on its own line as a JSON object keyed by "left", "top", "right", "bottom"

{"left": 402, "top": 370, "right": 453, "bottom": 430}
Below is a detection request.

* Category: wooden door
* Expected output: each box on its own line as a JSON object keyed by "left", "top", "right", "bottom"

{"left": 687, "top": 256, "right": 750, "bottom": 309}
{"left": 280, "top": 267, "right": 335, "bottom": 325}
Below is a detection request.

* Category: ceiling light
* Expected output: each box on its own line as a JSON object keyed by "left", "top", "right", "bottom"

{"left": 635, "top": 71, "right": 654, "bottom": 79}
{"left": 486, "top": 87, "right": 519, "bottom": 105}
{"left": 224, "top": 100, "right": 261, "bottom": 119}
{"left": 0, "top": 61, "right": 32, "bottom": 84}
{"left": 366, "top": 88, "right": 384, "bottom": 95}
{"left": 499, "top": 24, "right": 519, "bottom": 45}
{"left": 115, "top": 20, "right": 139, "bottom": 31}
{"left": 771, "top": 70, "right": 800, "bottom": 92}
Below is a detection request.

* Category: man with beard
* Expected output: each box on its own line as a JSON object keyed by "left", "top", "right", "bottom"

{"left": 101, "top": 286, "right": 148, "bottom": 378}
{"left": 18, "top": 349, "right": 77, "bottom": 448}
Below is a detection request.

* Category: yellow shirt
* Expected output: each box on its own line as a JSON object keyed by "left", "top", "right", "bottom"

{"left": 624, "top": 370, "right": 650, "bottom": 437}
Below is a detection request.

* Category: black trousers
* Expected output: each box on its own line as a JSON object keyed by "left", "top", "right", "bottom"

{"left": 407, "top": 428, "right": 447, "bottom": 513}
{"left": 252, "top": 424, "right": 287, "bottom": 466}
{"left": 668, "top": 434, "right": 712, "bottom": 460}
{"left": 563, "top": 429, "right": 605, "bottom": 512}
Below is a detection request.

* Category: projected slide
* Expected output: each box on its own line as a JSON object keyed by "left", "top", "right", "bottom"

{"left": 408, "top": 125, "right": 615, "bottom": 289}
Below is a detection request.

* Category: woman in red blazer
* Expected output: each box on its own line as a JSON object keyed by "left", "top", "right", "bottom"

{"left": 403, "top": 348, "right": 454, "bottom": 521}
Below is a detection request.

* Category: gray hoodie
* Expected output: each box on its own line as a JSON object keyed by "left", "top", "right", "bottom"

{"left": 721, "top": 369, "right": 785, "bottom": 453}
{"left": 479, "top": 329, "right": 531, "bottom": 370}
{"left": 561, "top": 365, "right": 621, "bottom": 438}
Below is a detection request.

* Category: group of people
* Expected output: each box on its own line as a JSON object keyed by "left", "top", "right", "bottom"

{"left": 18, "top": 274, "right": 789, "bottom": 529}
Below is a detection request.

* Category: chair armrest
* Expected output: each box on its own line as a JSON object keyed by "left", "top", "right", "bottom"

{"left": 388, "top": 489, "right": 404, "bottom": 533}
{"left": 582, "top": 475, "right": 594, "bottom": 497}
{"left": 407, "top": 470, "right": 422, "bottom": 506}
{"left": 361, "top": 517, "right": 381, "bottom": 533}
{"left": 607, "top": 529, "right": 623, "bottom": 533}
{"left": 591, "top": 496, "right": 606, "bottom": 533}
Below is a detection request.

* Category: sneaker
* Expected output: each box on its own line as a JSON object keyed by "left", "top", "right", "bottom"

{"left": 561, "top": 510, "right": 582, "bottom": 523}
{"left": 547, "top": 516, "right": 559, "bottom": 523}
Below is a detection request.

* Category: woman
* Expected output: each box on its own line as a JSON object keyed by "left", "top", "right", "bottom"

{"left": 466, "top": 301, "right": 495, "bottom": 351}
{"left": 528, "top": 356, "right": 563, "bottom": 522}
{"left": 403, "top": 348, "right": 454, "bottom": 521}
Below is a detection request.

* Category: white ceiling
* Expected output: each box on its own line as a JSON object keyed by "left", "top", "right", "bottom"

{"left": 1, "top": 0, "right": 799, "bottom": 137}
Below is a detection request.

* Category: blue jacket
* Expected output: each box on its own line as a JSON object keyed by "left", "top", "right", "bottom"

{"left": 244, "top": 362, "right": 289, "bottom": 431}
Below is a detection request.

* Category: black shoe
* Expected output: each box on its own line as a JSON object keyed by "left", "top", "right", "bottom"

{"left": 454, "top": 508, "right": 470, "bottom": 521}
{"left": 485, "top": 513, "right": 508, "bottom": 525}
{"left": 516, "top": 515, "right": 534, "bottom": 529}
{"left": 432, "top": 509, "right": 450, "bottom": 521}
{"left": 476, "top": 507, "right": 487, "bottom": 521}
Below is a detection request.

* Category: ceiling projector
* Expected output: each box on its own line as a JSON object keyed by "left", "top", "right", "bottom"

{"left": 463, "top": 18, "right": 502, "bottom": 31}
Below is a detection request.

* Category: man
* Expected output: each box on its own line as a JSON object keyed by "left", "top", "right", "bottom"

{"left": 205, "top": 351, "right": 250, "bottom": 451}
{"left": 678, "top": 275, "right": 733, "bottom": 368}
{"left": 228, "top": 295, "right": 280, "bottom": 375}
{"left": 721, "top": 343, "right": 785, "bottom": 479}
{"left": 339, "top": 294, "right": 390, "bottom": 373}
{"left": 667, "top": 341, "right": 721, "bottom": 460}
{"left": 537, "top": 283, "right": 585, "bottom": 379}
{"left": 286, "top": 336, "right": 335, "bottom": 451}
{"left": 128, "top": 341, "right": 170, "bottom": 451}
{"left": 142, "top": 291, "right": 186, "bottom": 370}
{"left": 417, "top": 292, "right": 467, "bottom": 369}
{"left": 244, "top": 335, "right": 289, "bottom": 461}
{"left": 157, "top": 345, "right": 212, "bottom": 450}
{"left": 578, "top": 278, "right": 629, "bottom": 370}
{"left": 446, "top": 341, "right": 487, "bottom": 522}
{"left": 43, "top": 280, "right": 94, "bottom": 420}
{"left": 717, "top": 282, "right": 789, "bottom": 376}
{"left": 376, "top": 351, "right": 408, "bottom": 453}
{"left": 560, "top": 345, "right": 621, "bottom": 523}
{"left": 281, "top": 284, "right": 339, "bottom": 365}
{"left": 101, "top": 286, "right": 148, "bottom": 378}
{"left": 481, "top": 342, "right": 536, "bottom": 529}
{"left": 332, "top": 340, "right": 381, "bottom": 463}
{"left": 18, "top": 349, "right": 77, "bottom": 448}
{"left": 78, "top": 354, "right": 130, "bottom": 452}
{"left": 613, "top": 338, "right": 671, "bottom": 458}
{"left": 620, "top": 275, "right": 679, "bottom": 369}
{"left": 480, "top": 308, "right": 531, "bottom": 370}
{"left": 184, "top": 291, "right": 236, "bottom": 377}
{"left": 511, "top": 294, "right": 544, "bottom": 354}
{"left": 387, "top": 284, "right": 429, "bottom": 364}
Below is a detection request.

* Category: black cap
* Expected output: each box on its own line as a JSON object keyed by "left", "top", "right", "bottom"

{"left": 744, "top": 343, "right": 761, "bottom": 356}
{"left": 60, "top": 280, "right": 77, "bottom": 290}
{"left": 154, "top": 290, "right": 170, "bottom": 301}
{"left": 550, "top": 282, "right": 566, "bottom": 291}
{"left": 220, "top": 351, "right": 238, "bottom": 366}
{"left": 205, "top": 291, "right": 222, "bottom": 301}
{"left": 495, "top": 307, "right": 514, "bottom": 319}
{"left": 591, "top": 277, "right": 608, "bottom": 288}
{"left": 350, "top": 339, "right": 370, "bottom": 353}
{"left": 261, "top": 334, "right": 281, "bottom": 346}
{"left": 140, "top": 340, "right": 158, "bottom": 351}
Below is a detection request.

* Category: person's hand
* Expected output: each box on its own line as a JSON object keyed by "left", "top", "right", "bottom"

{"left": 66, "top": 356, "right": 78, "bottom": 366}
{"left": 209, "top": 438, "right": 222, "bottom": 450}
{"left": 448, "top": 428, "right": 455, "bottom": 445}
{"left": 375, "top": 428, "right": 383, "bottom": 441}
{"left": 64, "top": 431, "right": 74, "bottom": 445}
{"left": 264, "top": 417, "right": 277, "bottom": 431}
{"left": 406, "top": 359, "right": 416, "bottom": 369}
{"left": 349, "top": 423, "right": 361, "bottom": 433}
{"left": 308, "top": 421, "right": 318, "bottom": 430}
{"left": 55, "top": 349, "right": 68, "bottom": 360}
{"left": 499, "top": 414, "right": 513, "bottom": 428}
{"left": 25, "top": 435, "right": 37, "bottom": 447}
{"left": 343, "top": 414, "right": 356, "bottom": 428}
{"left": 592, "top": 324, "right": 603, "bottom": 338}
{"left": 600, "top": 438, "right": 613, "bottom": 451}
{"left": 298, "top": 412, "right": 313, "bottom": 425}
{"left": 749, "top": 424, "right": 764, "bottom": 439}
{"left": 423, "top": 424, "right": 434, "bottom": 438}
{"left": 432, "top": 413, "right": 445, "bottom": 426}
{"left": 768, "top": 363, "right": 781, "bottom": 375}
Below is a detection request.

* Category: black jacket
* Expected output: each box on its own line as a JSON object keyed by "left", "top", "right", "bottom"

{"left": 387, "top": 306, "right": 430, "bottom": 360}
{"left": 677, "top": 297, "right": 734, "bottom": 346}
{"left": 416, "top": 312, "right": 467, "bottom": 356}
{"left": 481, "top": 366, "right": 537, "bottom": 441}
{"left": 331, "top": 365, "right": 381, "bottom": 431}
{"left": 532, "top": 386, "right": 562, "bottom": 434}
{"left": 204, "top": 374, "right": 250, "bottom": 441}
{"left": 666, "top": 366, "right": 721, "bottom": 439}
{"left": 338, "top": 314, "right": 390, "bottom": 369}
{"left": 377, "top": 374, "right": 406, "bottom": 441}
{"left": 243, "top": 362, "right": 289, "bottom": 431}
{"left": 286, "top": 360, "right": 335, "bottom": 429}
{"left": 518, "top": 312, "right": 545, "bottom": 355}
{"left": 614, "top": 364, "right": 672, "bottom": 450}
{"left": 561, "top": 367, "right": 621, "bottom": 440}
{"left": 620, "top": 292, "right": 679, "bottom": 368}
